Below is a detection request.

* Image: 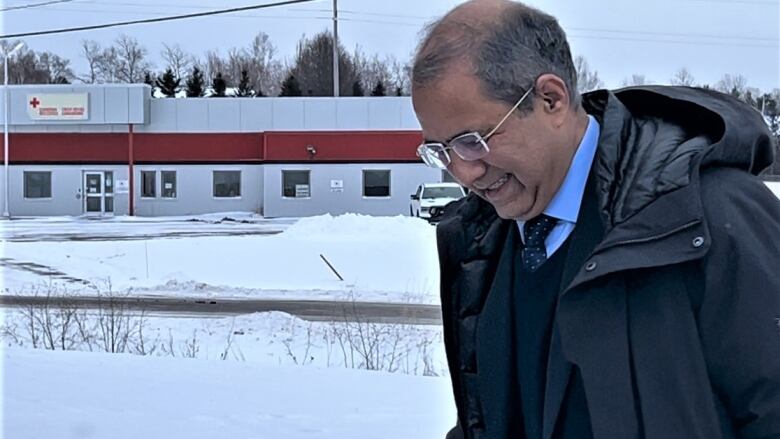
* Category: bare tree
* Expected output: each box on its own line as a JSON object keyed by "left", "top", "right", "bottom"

{"left": 200, "top": 49, "right": 227, "bottom": 87}
{"left": 248, "top": 32, "right": 284, "bottom": 97}
{"left": 389, "top": 57, "right": 412, "bottom": 96}
{"left": 37, "top": 52, "right": 73, "bottom": 83}
{"left": 574, "top": 55, "right": 603, "bottom": 93}
{"left": 97, "top": 46, "right": 121, "bottom": 83}
{"left": 0, "top": 41, "right": 73, "bottom": 84}
{"left": 715, "top": 73, "right": 748, "bottom": 98}
{"left": 161, "top": 43, "right": 193, "bottom": 81}
{"left": 79, "top": 38, "right": 136, "bottom": 84}
{"left": 79, "top": 40, "right": 103, "bottom": 84}
{"left": 198, "top": 32, "right": 283, "bottom": 97}
{"left": 352, "top": 49, "right": 411, "bottom": 96}
{"left": 622, "top": 74, "right": 649, "bottom": 87}
{"left": 114, "top": 34, "right": 152, "bottom": 83}
{"left": 670, "top": 67, "right": 695, "bottom": 86}
{"left": 353, "top": 49, "right": 391, "bottom": 93}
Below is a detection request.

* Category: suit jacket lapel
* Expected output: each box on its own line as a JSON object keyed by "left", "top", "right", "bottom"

{"left": 543, "top": 172, "right": 605, "bottom": 439}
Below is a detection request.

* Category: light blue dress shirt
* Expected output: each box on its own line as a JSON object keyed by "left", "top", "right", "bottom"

{"left": 516, "top": 115, "right": 600, "bottom": 258}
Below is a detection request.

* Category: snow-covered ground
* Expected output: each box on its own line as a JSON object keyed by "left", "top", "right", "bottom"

{"left": 1, "top": 213, "right": 454, "bottom": 438}
{"left": 0, "top": 211, "right": 295, "bottom": 241}
{"left": 1, "top": 309, "right": 448, "bottom": 375}
{"left": 2, "top": 213, "right": 440, "bottom": 304}
{"left": 2, "top": 347, "right": 457, "bottom": 439}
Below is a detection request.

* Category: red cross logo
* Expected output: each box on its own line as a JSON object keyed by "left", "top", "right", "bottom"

{"left": 29, "top": 97, "right": 40, "bottom": 108}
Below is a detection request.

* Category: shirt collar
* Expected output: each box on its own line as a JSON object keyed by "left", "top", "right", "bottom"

{"left": 516, "top": 115, "right": 600, "bottom": 232}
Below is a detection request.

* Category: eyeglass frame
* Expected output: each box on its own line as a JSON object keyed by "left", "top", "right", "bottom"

{"left": 416, "top": 86, "right": 535, "bottom": 169}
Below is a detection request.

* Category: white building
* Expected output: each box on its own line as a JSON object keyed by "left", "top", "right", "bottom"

{"left": 0, "top": 84, "right": 446, "bottom": 218}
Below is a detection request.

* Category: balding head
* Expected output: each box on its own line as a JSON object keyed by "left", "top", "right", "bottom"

{"left": 412, "top": 0, "right": 579, "bottom": 110}
{"left": 447, "top": 0, "right": 516, "bottom": 24}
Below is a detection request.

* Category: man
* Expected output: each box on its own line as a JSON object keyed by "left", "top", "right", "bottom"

{"left": 411, "top": 1, "right": 780, "bottom": 438}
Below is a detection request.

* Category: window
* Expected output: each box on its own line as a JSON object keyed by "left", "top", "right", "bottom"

{"left": 104, "top": 171, "right": 114, "bottom": 212}
{"left": 363, "top": 170, "right": 390, "bottom": 197}
{"left": 213, "top": 171, "right": 241, "bottom": 197}
{"left": 282, "top": 170, "right": 310, "bottom": 198}
{"left": 141, "top": 171, "right": 156, "bottom": 198}
{"left": 24, "top": 172, "right": 51, "bottom": 198}
{"left": 422, "top": 186, "right": 464, "bottom": 199}
{"left": 161, "top": 171, "right": 177, "bottom": 198}
{"left": 104, "top": 172, "right": 113, "bottom": 194}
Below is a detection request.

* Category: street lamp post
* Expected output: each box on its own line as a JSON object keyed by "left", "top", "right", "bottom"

{"left": 2, "top": 42, "right": 24, "bottom": 219}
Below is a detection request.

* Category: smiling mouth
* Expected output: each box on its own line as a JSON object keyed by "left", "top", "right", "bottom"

{"left": 486, "top": 174, "right": 510, "bottom": 191}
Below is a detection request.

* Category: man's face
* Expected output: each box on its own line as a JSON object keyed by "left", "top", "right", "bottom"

{"left": 412, "top": 71, "right": 572, "bottom": 220}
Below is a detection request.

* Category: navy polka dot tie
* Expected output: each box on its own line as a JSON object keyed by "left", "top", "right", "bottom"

{"left": 521, "top": 214, "right": 557, "bottom": 272}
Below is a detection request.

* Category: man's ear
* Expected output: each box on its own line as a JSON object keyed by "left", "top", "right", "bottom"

{"left": 534, "top": 73, "right": 570, "bottom": 114}
{"left": 534, "top": 74, "right": 570, "bottom": 126}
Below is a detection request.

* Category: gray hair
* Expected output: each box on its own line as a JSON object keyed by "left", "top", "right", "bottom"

{"left": 412, "top": 1, "right": 579, "bottom": 111}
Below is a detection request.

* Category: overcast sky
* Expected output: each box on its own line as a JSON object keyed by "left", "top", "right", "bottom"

{"left": 2, "top": 0, "right": 779, "bottom": 90}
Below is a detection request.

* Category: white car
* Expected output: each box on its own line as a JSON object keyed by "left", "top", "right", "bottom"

{"left": 410, "top": 183, "right": 466, "bottom": 220}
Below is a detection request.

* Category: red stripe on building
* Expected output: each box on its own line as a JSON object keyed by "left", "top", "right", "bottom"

{"left": 264, "top": 131, "right": 422, "bottom": 162}
{"left": 3, "top": 131, "right": 423, "bottom": 163}
{"left": 3, "top": 133, "right": 129, "bottom": 162}
{"left": 134, "top": 133, "right": 262, "bottom": 162}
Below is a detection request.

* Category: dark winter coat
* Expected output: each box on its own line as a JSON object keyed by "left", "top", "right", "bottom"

{"left": 437, "top": 86, "right": 780, "bottom": 439}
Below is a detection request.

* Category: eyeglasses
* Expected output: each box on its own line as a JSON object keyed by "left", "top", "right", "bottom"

{"left": 416, "top": 87, "right": 534, "bottom": 169}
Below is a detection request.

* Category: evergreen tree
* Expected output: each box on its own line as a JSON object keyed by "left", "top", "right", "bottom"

{"left": 279, "top": 73, "right": 302, "bottom": 96}
{"left": 143, "top": 71, "right": 155, "bottom": 97}
{"left": 395, "top": 86, "right": 403, "bottom": 96}
{"left": 352, "top": 80, "right": 365, "bottom": 96}
{"left": 371, "top": 80, "right": 386, "bottom": 97}
{"left": 155, "top": 68, "right": 180, "bottom": 98}
{"left": 211, "top": 72, "right": 227, "bottom": 97}
{"left": 185, "top": 66, "right": 205, "bottom": 97}
{"left": 235, "top": 69, "right": 255, "bottom": 97}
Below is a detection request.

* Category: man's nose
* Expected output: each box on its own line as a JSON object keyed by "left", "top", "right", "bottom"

{"left": 447, "top": 155, "right": 487, "bottom": 187}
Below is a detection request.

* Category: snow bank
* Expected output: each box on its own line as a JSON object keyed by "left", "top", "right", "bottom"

{"left": 282, "top": 213, "right": 434, "bottom": 239}
{"left": 3, "top": 347, "right": 456, "bottom": 439}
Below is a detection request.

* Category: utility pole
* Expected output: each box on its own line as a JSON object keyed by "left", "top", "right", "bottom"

{"left": 2, "top": 42, "right": 24, "bottom": 219}
{"left": 332, "top": 0, "right": 339, "bottom": 97}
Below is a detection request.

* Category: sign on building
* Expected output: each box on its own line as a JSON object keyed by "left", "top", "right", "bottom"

{"left": 115, "top": 180, "right": 129, "bottom": 194}
{"left": 27, "top": 93, "right": 89, "bottom": 121}
{"left": 295, "top": 184, "right": 311, "bottom": 198}
{"left": 330, "top": 180, "right": 344, "bottom": 193}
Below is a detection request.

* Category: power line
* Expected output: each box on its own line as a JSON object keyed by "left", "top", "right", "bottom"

{"left": 70, "top": 0, "right": 330, "bottom": 14}
{"left": 338, "top": 17, "right": 424, "bottom": 28}
{"left": 684, "top": 0, "right": 778, "bottom": 5}
{"left": 567, "top": 33, "right": 777, "bottom": 48}
{"left": 0, "top": 0, "right": 79, "bottom": 12}
{"left": 37, "top": 6, "right": 331, "bottom": 22}
{"left": 339, "top": 9, "right": 433, "bottom": 20}
{"left": 338, "top": 18, "right": 776, "bottom": 48}
{"left": 568, "top": 26, "right": 777, "bottom": 43}
{"left": 0, "top": 0, "right": 318, "bottom": 39}
{"left": 339, "top": 9, "right": 776, "bottom": 43}
{"left": 12, "top": 1, "right": 774, "bottom": 44}
{"left": 5, "top": 1, "right": 775, "bottom": 49}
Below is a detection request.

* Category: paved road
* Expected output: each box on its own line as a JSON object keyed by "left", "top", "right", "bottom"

{"left": 0, "top": 295, "right": 443, "bottom": 326}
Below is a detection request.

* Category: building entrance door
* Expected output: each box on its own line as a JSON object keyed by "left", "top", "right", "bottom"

{"left": 82, "top": 171, "right": 114, "bottom": 215}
